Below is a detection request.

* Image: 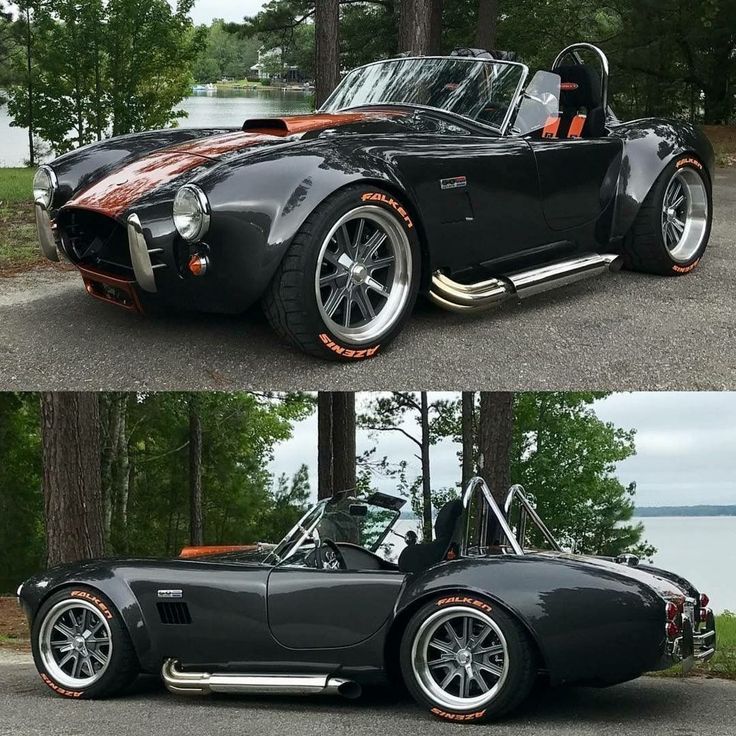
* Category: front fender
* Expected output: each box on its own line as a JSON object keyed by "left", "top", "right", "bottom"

{"left": 192, "top": 139, "right": 422, "bottom": 308}
{"left": 19, "top": 563, "right": 156, "bottom": 673}
{"left": 610, "top": 118, "right": 715, "bottom": 239}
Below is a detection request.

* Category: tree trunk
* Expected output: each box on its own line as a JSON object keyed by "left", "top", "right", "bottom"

{"left": 25, "top": 7, "right": 34, "bottom": 167}
{"left": 475, "top": 0, "right": 498, "bottom": 51}
{"left": 461, "top": 391, "right": 476, "bottom": 489}
{"left": 478, "top": 392, "right": 514, "bottom": 506}
{"left": 315, "top": 0, "right": 340, "bottom": 107}
{"left": 429, "top": 0, "right": 443, "bottom": 55}
{"left": 317, "top": 392, "right": 356, "bottom": 499}
{"left": 420, "top": 392, "right": 433, "bottom": 541}
{"left": 188, "top": 395, "right": 203, "bottom": 546}
{"left": 399, "top": 0, "right": 432, "bottom": 55}
{"left": 42, "top": 393, "right": 104, "bottom": 567}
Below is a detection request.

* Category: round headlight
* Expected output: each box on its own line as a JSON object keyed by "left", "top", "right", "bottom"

{"left": 173, "top": 184, "right": 211, "bottom": 242}
{"left": 33, "top": 165, "right": 56, "bottom": 208}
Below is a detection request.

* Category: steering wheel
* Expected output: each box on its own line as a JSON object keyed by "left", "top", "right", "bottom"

{"left": 315, "top": 538, "right": 347, "bottom": 570}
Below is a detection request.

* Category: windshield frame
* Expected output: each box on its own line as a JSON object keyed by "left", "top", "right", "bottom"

{"left": 318, "top": 56, "right": 530, "bottom": 136}
{"left": 264, "top": 491, "right": 405, "bottom": 566}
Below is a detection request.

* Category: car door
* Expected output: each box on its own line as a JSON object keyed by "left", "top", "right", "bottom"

{"left": 267, "top": 566, "right": 405, "bottom": 649}
{"left": 386, "top": 132, "right": 553, "bottom": 274}
{"left": 525, "top": 137, "right": 623, "bottom": 231}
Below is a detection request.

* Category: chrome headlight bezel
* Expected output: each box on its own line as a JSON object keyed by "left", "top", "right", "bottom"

{"left": 173, "top": 184, "right": 211, "bottom": 243}
{"left": 33, "top": 165, "right": 57, "bottom": 208}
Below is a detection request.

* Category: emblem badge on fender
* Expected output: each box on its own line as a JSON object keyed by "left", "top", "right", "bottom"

{"left": 440, "top": 176, "right": 467, "bottom": 190}
{"left": 157, "top": 589, "right": 183, "bottom": 599}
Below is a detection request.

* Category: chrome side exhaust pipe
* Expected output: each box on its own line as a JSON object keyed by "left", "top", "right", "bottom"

{"left": 162, "top": 659, "right": 361, "bottom": 699}
{"left": 429, "top": 252, "right": 622, "bottom": 313}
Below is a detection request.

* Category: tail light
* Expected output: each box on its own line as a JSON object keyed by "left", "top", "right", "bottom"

{"left": 700, "top": 608, "right": 709, "bottom": 622}
{"left": 700, "top": 593, "right": 709, "bottom": 608}
{"left": 665, "top": 601, "right": 679, "bottom": 621}
{"left": 666, "top": 621, "right": 680, "bottom": 638}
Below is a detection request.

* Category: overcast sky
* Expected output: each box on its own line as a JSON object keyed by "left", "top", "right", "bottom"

{"left": 270, "top": 392, "right": 736, "bottom": 509}
{"left": 184, "top": 1, "right": 264, "bottom": 25}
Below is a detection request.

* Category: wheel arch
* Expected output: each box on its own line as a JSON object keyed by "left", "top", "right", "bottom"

{"left": 383, "top": 586, "right": 548, "bottom": 689}
{"left": 609, "top": 118, "right": 715, "bottom": 240}
{"left": 29, "top": 578, "right": 152, "bottom": 673}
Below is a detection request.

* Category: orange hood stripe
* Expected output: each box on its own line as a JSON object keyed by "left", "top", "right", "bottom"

{"left": 62, "top": 111, "right": 405, "bottom": 220}
{"left": 179, "top": 544, "right": 258, "bottom": 558}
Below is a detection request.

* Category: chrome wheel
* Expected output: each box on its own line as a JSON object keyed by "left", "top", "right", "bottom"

{"left": 411, "top": 606, "right": 509, "bottom": 711}
{"left": 661, "top": 167, "right": 708, "bottom": 263}
{"left": 315, "top": 205, "right": 412, "bottom": 344}
{"left": 39, "top": 600, "right": 112, "bottom": 689}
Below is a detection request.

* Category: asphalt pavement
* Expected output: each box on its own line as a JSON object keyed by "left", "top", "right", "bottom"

{"left": 1, "top": 168, "right": 734, "bottom": 391}
{"left": 1, "top": 658, "right": 735, "bottom": 736}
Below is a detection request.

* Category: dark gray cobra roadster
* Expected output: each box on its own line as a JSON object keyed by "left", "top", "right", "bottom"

{"left": 33, "top": 43, "right": 714, "bottom": 360}
{"left": 18, "top": 480, "right": 716, "bottom": 723}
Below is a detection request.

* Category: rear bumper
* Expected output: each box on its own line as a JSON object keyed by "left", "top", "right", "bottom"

{"left": 661, "top": 604, "right": 716, "bottom": 670}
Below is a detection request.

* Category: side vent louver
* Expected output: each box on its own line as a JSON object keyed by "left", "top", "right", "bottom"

{"left": 157, "top": 601, "right": 192, "bottom": 625}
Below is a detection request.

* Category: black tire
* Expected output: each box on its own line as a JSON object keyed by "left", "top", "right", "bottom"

{"left": 262, "top": 185, "right": 421, "bottom": 360}
{"left": 31, "top": 586, "right": 139, "bottom": 699}
{"left": 623, "top": 155, "right": 712, "bottom": 276}
{"left": 399, "top": 594, "right": 536, "bottom": 724}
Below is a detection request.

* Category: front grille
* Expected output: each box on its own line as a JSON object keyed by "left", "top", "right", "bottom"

{"left": 157, "top": 602, "right": 192, "bottom": 625}
{"left": 57, "top": 209, "right": 132, "bottom": 275}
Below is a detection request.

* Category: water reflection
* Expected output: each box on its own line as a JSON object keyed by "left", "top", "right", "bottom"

{"left": 0, "top": 89, "right": 313, "bottom": 168}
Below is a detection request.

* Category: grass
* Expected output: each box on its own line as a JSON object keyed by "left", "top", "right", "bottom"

{"left": 0, "top": 167, "right": 43, "bottom": 274}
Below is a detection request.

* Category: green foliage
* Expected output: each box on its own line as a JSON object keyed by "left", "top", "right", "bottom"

{"left": 511, "top": 393, "right": 654, "bottom": 558}
{"left": 6, "top": 0, "right": 198, "bottom": 153}
{"left": 0, "top": 392, "right": 315, "bottom": 593}
{"left": 0, "top": 394, "right": 43, "bottom": 594}
{"left": 192, "top": 19, "right": 260, "bottom": 83}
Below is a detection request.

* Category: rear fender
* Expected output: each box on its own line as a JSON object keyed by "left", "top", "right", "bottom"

{"left": 609, "top": 118, "right": 715, "bottom": 239}
{"left": 391, "top": 556, "right": 665, "bottom": 686}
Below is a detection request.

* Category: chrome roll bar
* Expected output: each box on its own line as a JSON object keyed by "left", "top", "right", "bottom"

{"left": 504, "top": 484, "right": 561, "bottom": 552}
{"left": 461, "top": 477, "right": 524, "bottom": 555}
{"left": 551, "top": 42, "right": 610, "bottom": 117}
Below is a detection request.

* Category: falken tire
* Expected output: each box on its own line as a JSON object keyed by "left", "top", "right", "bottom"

{"left": 31, "top": 586, "right": 139, "bottom": 699}
{"left": 623, "top": 155, "right": 712, "bottom": 277}
{"left": 262, "top": 185, "right": 421, "bottom": 361}
{"left": 399, "top": 595, "right": 536, "bottom": 724}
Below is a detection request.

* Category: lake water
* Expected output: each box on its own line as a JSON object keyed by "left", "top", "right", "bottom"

{"left": 0, "top": 88, "right": 313, "bottom": 168}
{"left": 391, "top": 516, "right": 736, "bottom": 612}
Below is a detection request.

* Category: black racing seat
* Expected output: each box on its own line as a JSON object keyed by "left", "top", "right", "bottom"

{"left": 398, "top": 499, "right": 464, "bottom": 574}
{"left": 554, "top": 64, "right": 607, "bottom": 138}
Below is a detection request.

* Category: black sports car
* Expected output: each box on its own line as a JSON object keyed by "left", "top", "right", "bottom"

{"left": 17, "top": 481, "right": 716, "bottom": 723}
{"left": 33, "top": 43, "right": 714, "bottom": 361}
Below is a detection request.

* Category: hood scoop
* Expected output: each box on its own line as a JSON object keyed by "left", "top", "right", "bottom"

{"left": 242, "top": 118, "right": 292, "bottom": 133}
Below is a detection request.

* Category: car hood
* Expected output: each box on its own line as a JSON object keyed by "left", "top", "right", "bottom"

{"left": 538, "top": 550, "right": 695, "bottom": 601}
{"left": 61, "top": 109, "right": 410, "bottom": 220}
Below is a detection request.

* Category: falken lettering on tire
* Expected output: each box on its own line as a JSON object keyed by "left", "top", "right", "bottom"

{"left": 436, "top": 596, "right": 492, "bottom": 613}
{"left": 40, "top": 673, "right": 83, "bottom": 698}
{"left": 431, "top": 707, "right": 487, "bottom": 722}
{"left": 672, "top": 258, "right": 700, "bottom": 274}
{"left": 360, "top": 192, "right": 414, "bottom": 229}
{"left": 70, "top": 590, "right": 114, "bottom": 620}
{"left": 676, "top": 157, "right": 704, "bottom": 171}
{"left": 318, "top": 333, "right": 380, "bottom": 359}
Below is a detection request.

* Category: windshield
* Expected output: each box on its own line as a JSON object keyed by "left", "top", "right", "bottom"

{"left": 267, "top": 491, "right": 404, "bottom": 564}
{"left": 321, "top": 57, "right": 527, "bottom": 131}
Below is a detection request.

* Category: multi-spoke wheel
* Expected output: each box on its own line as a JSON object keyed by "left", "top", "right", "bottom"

{"left": 624, "top": 156, "right": 711, "bottom": 276}
{"left": 39, "top": 600, "right": 112, "bottom": 688}
{"left": 263, "top": 185, "right": 420, "bottom": 360}
{"left": 400, "top": 597, "right": 536, "bottom": 723}
{"left": 31, "top": 587, "right": 138, "bottom": 698}
{"left": 660, "top": 167, "right": 709, "bottom": 264}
